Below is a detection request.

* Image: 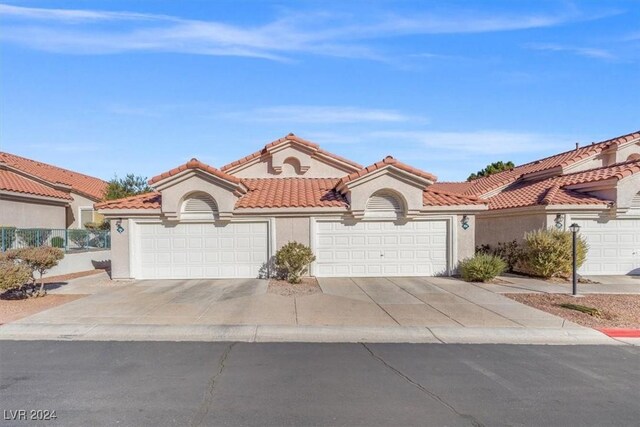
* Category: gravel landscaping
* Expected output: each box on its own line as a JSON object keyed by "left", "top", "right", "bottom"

{"left": 268, "top": 277, "right": 322, "bottom": 297}
{"left": 506, "top": 293, "right": 640, "bottom": 328}
{"left": 0, "top": 294, "right": 84, "bottom": 325}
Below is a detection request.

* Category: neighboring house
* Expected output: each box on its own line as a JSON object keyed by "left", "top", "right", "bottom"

{"left": 432, "top": 130, "right": 640, "bottom": 276}
{"left": 0, "top": 152, "right": 108, "bottom": 229}
{"left": 97, "top": 134, "right": 488, "bottom": 280}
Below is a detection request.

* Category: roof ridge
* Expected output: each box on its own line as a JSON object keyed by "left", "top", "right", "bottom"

{"left": 0, "top": 151, "right": 107, "bottom": 184}
{"left": 552, "top": 156, "right": 640, "bottom": 180}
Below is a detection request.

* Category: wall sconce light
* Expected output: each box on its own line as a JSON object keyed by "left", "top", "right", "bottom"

{"left": 461, "top": 215, "right": 470, "bottom": 230}
{"left": 115, "top": 219, "right": 125, "bottom": 234}
{"left": 554, "top": 214, "right": 564, "bottom": 229}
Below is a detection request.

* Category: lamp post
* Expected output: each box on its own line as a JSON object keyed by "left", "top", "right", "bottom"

{"left": 568, "top": 223, "right": 581, "bottom": 296}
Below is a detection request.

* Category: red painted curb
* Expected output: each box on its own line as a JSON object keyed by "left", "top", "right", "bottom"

{"left": 597, "top": 328, "right": 640, "bottom": 338}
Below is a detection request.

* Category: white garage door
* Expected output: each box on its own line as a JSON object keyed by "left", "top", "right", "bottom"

{"left": 314, "top": 220, "right": 448, "bottom": 277}
{"left": 575, "top": 218, "right": 640, "bottom": 275}
{"left": 135, "top": 222, "right": 269, "bottom": 279}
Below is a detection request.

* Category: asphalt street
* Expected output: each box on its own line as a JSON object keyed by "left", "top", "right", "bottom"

{"left": 0, "top": 342, "right": 638, "bottom": 426}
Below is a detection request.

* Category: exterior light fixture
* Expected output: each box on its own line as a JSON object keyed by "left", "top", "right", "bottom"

{"left": 461, "top": 215, "right": 470, "bottom": 230}
{"left": 568, "top": 223, "right": 581, "bottom": 296}
{"left": 115, "top": 219, "right": 125, "bottom": 234}
{"left": 554, "top": 214, "right": 564, "bottom": 229}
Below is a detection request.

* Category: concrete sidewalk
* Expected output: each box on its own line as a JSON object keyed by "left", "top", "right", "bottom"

{"left": 0, "top": 273, "right": 634, "bottom": 345}
{"left": 475, "top": 274, "right": 640, "bottom": 294}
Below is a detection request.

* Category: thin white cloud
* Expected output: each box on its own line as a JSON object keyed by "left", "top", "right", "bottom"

{"left": 526, "top": 42, "right": 617, "bottom": 60}
{"left": 222, "top": 106, "right": 422, "bottom": 124}
{"left": 0, "top": 3, "right": 606, "bottom": 60}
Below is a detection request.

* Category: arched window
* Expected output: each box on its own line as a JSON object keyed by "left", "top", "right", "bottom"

{"left": 365, "top": 190, "right": 404, "bottom": 218}
{"left": 181, "top": 192, "right": 218, "bottom": 219}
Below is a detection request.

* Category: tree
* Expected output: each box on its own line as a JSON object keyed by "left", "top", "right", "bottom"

{"left": 17, "top": 247, "right": 65, "bottom": 297}
{"left": 467, "top": 161, "right": 515, "bottom": 181}
{"left": 104, "top": 174, "right": 152, "bottom": 200}
{"left": 274, "top": 242, "right": 316, "bottom": 284}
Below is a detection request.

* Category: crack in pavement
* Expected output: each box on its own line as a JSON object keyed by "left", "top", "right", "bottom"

{"left": 190, "top": 342, "right": 236, "bottom": 427}
{"left": 361, "top": 343, "right": 485, "bottom": 427}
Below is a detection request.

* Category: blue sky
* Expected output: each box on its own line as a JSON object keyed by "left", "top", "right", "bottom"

{"left": 1, "top": 1, "right": 638, "bottom": 182}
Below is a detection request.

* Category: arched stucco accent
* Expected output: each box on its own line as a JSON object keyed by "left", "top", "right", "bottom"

{"left": 365, "top": 189, "right": 406, "bottom": 218}
{"left": 280, "top": 157, "right": 303, "bottom": 175}
{"left": 180, "top": 191, "right": 218, "bottom": 220}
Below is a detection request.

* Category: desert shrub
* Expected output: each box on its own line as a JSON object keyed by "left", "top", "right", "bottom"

{"left": 0, "top": 260, "right": 33, "bottom": 293}
{"left": 477, "top": 240, "right": 523, "bottom": 272}
{"left": 84, "top": 220, "right": 110, "bottom": 231}
{"left": 68, "top": 229, "right": 89, "bottom": 249}
{"left": 51, "top": 236, "right": 65, "bottom": 248}
{"left": 459, "top": 254, "right": 507, "bottom": 282}
{"left": 517, "top": 228, "right": 587, "bottom": 279}
{"left": 274, "top": 242, "right": 316, "bottom": 284}
{"left": 16, "top": 247, "right": 64, "bottom": 297}
{"left": 16, "top": 228, "right": 51, "bottom": 247}
{"left": 1, "top": 226, "right": 17, "bottom": 250}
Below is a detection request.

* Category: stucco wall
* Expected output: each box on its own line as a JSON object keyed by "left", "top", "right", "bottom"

{"left": 67, "top": 192, "right": 99, "bottom": 229}
{"left": 44, "top": 250, "right": 111, "bottom": 278}
{"left": 275, "top": 217, "right": 310, "bottom": 249}
{"left": 0, "top": 196, "right": 66, "bottom": 229}
{"left": 231, "top": 155, "right": 353, "bottom": 178}
{"left": 109, "top": 219, "right": 131, "bottom": 279}
{"left": 476, "top": 212, "right": 547, "bottom": 247}
{"left": 456, "top": 214, "right": 476, "bottom": 261}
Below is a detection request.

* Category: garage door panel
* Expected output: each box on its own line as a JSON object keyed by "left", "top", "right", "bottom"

{"left": 315, "top": 220, "right": 448, "bottom": 277}
{"left": 136, "top": 222, "right": 268, "bottom": 279}
{"left": 576, "top": 218, "right": 640, "bottom": 275}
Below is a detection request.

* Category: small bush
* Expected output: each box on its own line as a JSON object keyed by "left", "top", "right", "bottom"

{"left": 0, "top": 260, "right": 33, "bottom": 292}
{"left": 16, "top": 247, "right": 64, "bottom": 297}
{"left": 274, "top": 242, "right": 316, "bottom": 284}
{"left": 1, "top": 226, "right": 17, "bottom": 250}
{"left": 477, "top": 240, "right": 523, "bottom": 273}
{"left": 84, "top": 221, "right": 110, "bottom": 231}
{"left": 51, "top": 236, "right": 65, "bottom": 248}
{"left": 68, "top": 229, "right": 89, "bottom": 249}
{"left": 459, "top": 254, "right": 507, "bottom": 282}
{"left": 16, "top": 228, "right": 51, "bottom": 247}
{"left": 517, "top": 228, "right": 587, "bottom": 279}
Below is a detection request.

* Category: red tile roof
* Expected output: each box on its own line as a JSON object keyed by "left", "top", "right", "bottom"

{"left": 486, "top": 159, "right": 640, "bottom": 210}
{"left": 236, "top": 178, "right": 347, "bottom": 209}
{"left": 459, "top": 130, "right": 640, "bottom": 197}
{"left": 0, "top": 152, "right": 107, "bottom": 200}
{"left": 423, "top": 189, "right": 487, "bottom": 206}
{"left": 338, "top": 156, "right": 437, "bottom": 187}
{"left": 95, "top": 192, "right": 161, "bottom": 210}
{"left": 220, "top": 134, "right": 363, "bottom": 172}
{"left": 149, "top": 158, "right": 241, "bottom": 185}
{"left": 0, "top": 169, "right": 73, "bottom": 200}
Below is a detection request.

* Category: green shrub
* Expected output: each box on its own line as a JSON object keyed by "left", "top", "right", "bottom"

{"left": 477, "top": 240, "right": 523, "bottom": 272}
{"left": 68, "top": 229, "right": 89, "bottom": 249}
{"left": 51, "top": 236, "right": 65, "bottom": 248}
{"left": 1, "top": 226, "right": 17, "bottom": 250}
{"left": 84, "top": 221, "right": 110, "bottom": 231}
{"left": 517, "top": 228, "right": 587, "bottom": 279}
{"left": 16, "top": 228, "right": 51, "bottom": 247}
{"left": 274, "top": 242, "right": 316, "bottom": 284}
{"left": 459, "top": 254, "right": 507, "bottom": 282}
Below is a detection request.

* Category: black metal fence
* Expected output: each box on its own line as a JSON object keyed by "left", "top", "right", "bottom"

{"left": 0, "top": 227, "right": 111, "bottom": 253}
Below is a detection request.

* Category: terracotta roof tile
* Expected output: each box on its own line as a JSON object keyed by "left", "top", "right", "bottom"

{"left": 0, "top": 169, "right": 73, "bottom": 200}
{"left": 486, "top": 159, "right": 640, "bottom": 210}
{"left": 0, "top": 152, "right": 107, "bottom": 200}
{"left": 221, "top": 134, "right": 362, "bottom": 172}
{"left": 423, "top": 188, "right": 487, "bottom": 206}
{"left": 149, "top": 158, "right": 240, "bottom": 185}
{"left": 95, "top": 192, "right": 161, "bottom": 210}
{"left": 338, "top": 156, "right": 437, "bottom": 187}
{"left": 461, "top": 130, "right": 640, "bottom": 197}
{"left": 236, "top": 178, "right": 347, "bottom": 209}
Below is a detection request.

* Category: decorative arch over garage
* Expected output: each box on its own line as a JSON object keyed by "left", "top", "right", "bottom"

{"left": 180, "top": 192, "right": 219, "bottom": 220}
{"left": 365, "top": 189, "right": 405, "bottom": 218}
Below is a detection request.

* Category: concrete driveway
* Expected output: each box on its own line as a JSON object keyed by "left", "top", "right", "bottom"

{"left": 10, "top": 274, "right": 575, "bottom": 329}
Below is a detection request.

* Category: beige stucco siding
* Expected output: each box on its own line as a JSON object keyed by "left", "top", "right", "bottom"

{"left": 231, "top": 156, "right": 353, "bottom": 178}
{"left": 456, "top": 214, "right": 476, "bottom": 261}
{"left": 109, "top": 219, "right": 131, "bottom": 279}
{"left": 67, "top": 192, "right": 100, "bottom": 229}
{"left": 476, "top": 212, "right": 547, "bottom": 247}
{"left": 275, "top": 217, "right": 310, "bottom": 249}
{"left": 0, "top": 196, "right": 66, "bottom": 229}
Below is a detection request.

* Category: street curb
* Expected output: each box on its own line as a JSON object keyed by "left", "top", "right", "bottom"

{"left": 0, "top": 323, "right": 625, "bottom": 345}
{"left": 597, "top": 328, "right": 640, "bottom": 338}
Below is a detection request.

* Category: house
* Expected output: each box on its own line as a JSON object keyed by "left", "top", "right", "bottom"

{"left": 0, "top": 152, "right": 108, "bottom": 229}
{"left": 96, "top": 134, "right": 488, "bottom": 280}
{"left": 432, "top": 130, "right": 640, "bottom": 276}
